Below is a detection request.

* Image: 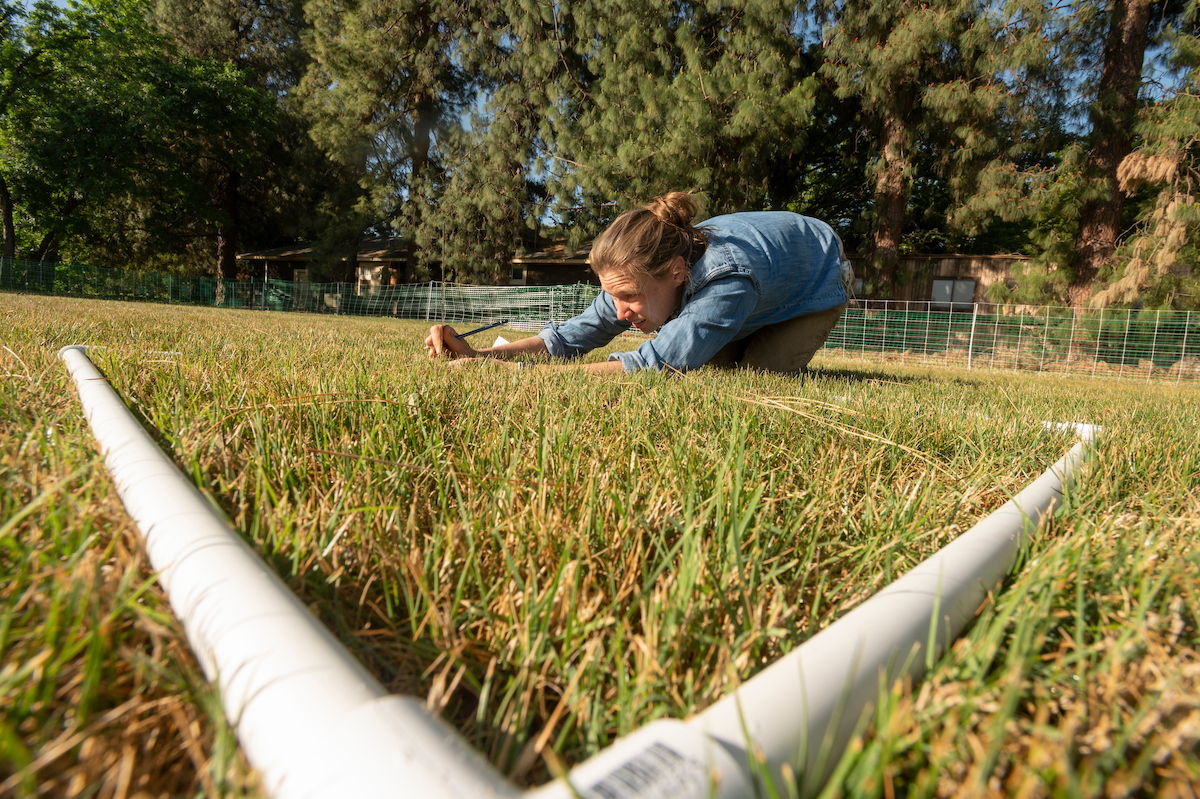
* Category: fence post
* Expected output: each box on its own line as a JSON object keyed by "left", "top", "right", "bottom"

{"left": 1065, "top": 308, "right": 1079, "bottom": 375}
{"left": 1039, "top": 310, "right": 1051, "bottom": 373}
{"left": 1013, "top": 310, "right": 1024, "bottom": 372}
{"left": 1092, "top": 308, "right": 1104, "bottom": 377}
{"left": 1179, "top": 311, "right": 1191, "bottom": 385}
{"left": 967, "top": 303, "right": 979, "bottom": 370}
{"left": 1147, "top": 309, "right": 1160, "bottom": 383}
{"left": 1118, "top": 308, "right": 1132, "bottom": 380}
{"left": 921, "top": 304, "right": 931, "bottom": 364}
{"left": 989, "top": 307, "right": 1000, "bottom": 371}
{"left": 860, "top": 304, "right": 867, "bottom": 359}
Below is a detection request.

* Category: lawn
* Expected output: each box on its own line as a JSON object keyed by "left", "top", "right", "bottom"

{"left": 2, "top": 293, "right": 1197, "bottom": 798}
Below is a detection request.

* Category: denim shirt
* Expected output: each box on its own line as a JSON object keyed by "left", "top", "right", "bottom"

{"left": 537, "top": 212, "right": 848, "bottom": 372}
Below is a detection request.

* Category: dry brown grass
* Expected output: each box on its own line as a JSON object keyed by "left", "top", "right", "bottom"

{"left": 1, "top": 297, "right": 260, "bottom": 798}
{"left": 4, "top": 294, "right": 1198, "bottom": 798}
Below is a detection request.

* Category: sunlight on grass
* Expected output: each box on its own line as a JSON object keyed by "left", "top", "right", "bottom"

{"left": 2, "top": 294, "right": 1197, "bottom": 796}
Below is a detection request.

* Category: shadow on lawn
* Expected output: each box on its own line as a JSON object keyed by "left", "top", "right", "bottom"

{"left": 806, "top": 364, "right": 942, "bottom": 385}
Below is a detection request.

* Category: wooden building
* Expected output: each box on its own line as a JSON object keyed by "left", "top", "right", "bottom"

{"left": 508, "top": 241, "right": 598, "bottom": 286}
{"left": 236, "top": 238, "right": 408, "bottom": 285}
{"left": 847, "top": 254, "right": 1027, "bottom": 312}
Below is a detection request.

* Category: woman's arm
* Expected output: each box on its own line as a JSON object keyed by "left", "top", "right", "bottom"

{"left": 425, "top": 325, "right": 549, "bottom": 359}
{"left": 426, "top": 325, "right": 625, "bottom": 375}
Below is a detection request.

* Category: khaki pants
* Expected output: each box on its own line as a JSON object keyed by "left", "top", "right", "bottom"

{"left": 708, "top": 255, "right": 854, "bottom": 375}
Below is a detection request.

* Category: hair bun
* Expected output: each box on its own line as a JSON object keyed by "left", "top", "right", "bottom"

{"left": 647, "top": 192, "right": 699, "bottom": 228}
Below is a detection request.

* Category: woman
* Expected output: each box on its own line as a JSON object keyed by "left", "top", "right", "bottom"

{"left": 425, "top": 192, "right": 853, "bottom": 374}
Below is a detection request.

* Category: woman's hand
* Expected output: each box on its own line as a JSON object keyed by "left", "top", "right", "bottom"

{"left": 425, "top": 325, "right": 478, "bottom": 359}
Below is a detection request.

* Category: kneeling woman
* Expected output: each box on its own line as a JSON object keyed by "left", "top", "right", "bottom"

{"left": 425, "top": 192, "right": 853, "bottom": 374}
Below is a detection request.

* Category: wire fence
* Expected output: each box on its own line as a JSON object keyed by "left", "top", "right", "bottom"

{"left": 828, "top": 301, "right": 1199, "bottom": 384}
{"left": 3, "top": 257, "right": 1198, "bottom": 383}
{"left": 0, "top": 257, "right": 600, "bottom": 325}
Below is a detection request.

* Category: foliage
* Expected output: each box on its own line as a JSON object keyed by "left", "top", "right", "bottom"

{"left": 1090, "top": 8, "right": 1200, "bottom": 309}
{"left": 0, "top": 0, "right": 278, "bottom": 272}
{"left": 3, "top": 0, "right": 1200, "bottom": 304}
{"left": 540, "top": 0, "right": 818, "bottom": 219}
{"left": 297, "top": 0, "right": 474, "bottom": 279}
{"left": 957, "top": 0, "right": 1198, "bottom": 307}
{"left": 819, "top": 0, "right": 1019, "bottom": 272}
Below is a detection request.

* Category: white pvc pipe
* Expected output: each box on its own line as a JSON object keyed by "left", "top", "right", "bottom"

{"left": 530, "top": 424, "right": 1097, "bottom": 799}
{"left": 62, "top": 342, "right": 1096, "bottom": 799}
{"left": 59, "top": 346, "right": 518, "bottom": 799}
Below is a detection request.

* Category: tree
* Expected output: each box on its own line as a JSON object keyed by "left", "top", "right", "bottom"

{"left": 432, "top": 0, "right": 823, "bottom": 275}
{"left": 559, "top": 0, "right": 816, "bottom": 214}
{"left": 1, "top": 0, "right": 161, "bottom": 262}
{"left": 0, "top": 0, "right": 87, "bottom": 259}
{"left": 0, "top": 0, "right": 276, "bottom": 269}
{"left": 1068, "top": 0, "right": 1155, "bottom": 303}
{"left": 782, "top": 57, "right": 874, "bottom": 251}
{"left": 299, "top": 0, "right": 474, "bottom": 280}
{"left": 819, "top": 0, "right": 1046, "bottom": 292}
{"left": 944, "top": 1, "right": 1194, "bottom": 307}
{"left": 150, "top": 0, "right": 323, "bottom": 279}
{"left": 1090, "top": 3, "right": 1200, "bottom": 308}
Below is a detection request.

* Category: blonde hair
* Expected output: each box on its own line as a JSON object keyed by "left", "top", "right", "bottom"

{"left": 589, "top": 192, "right": 709, "bottom": 284}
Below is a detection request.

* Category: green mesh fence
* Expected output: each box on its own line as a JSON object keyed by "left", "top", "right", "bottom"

{"left": 3, "top": 257, "right": 1197, "bottom": 382}
{"left": 827, "top": 303, "right": 1200, "bottom": 383}
{"left": 0, "top": 257, "right": 601, "bottom": 323}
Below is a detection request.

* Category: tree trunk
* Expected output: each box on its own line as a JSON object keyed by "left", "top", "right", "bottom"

{"left": 31, "top": 230, "right": 59, "bottom": 263}
{"left": 215, "top": 166, "right": 240, "bottom": 281}
{"left": 871, "top": 112, "right": 908, "bottom": 296}
{"left": 345, "top": 236, "right": 360, "bottom": 283}
{"left": 30, "top": 195, "right": 81, "bottom": 262}
{"left": 0, "top": 174, "right": 14, "bottom": 260}
{"left": 400, "top": 96, "right": 435, "bottom": 283}
{"left": 1071, "top": 0, "right": 1152, "bottom": 306}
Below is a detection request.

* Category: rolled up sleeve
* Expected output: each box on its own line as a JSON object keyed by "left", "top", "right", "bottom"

{"left": 608, "top": 276, "right": 759, "bottom": 372}
{"left": 537, "top": 292, "right": 630, "bottom": 358}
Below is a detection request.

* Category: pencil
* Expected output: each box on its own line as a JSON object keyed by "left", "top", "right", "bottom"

{"left": 454, "top": 319, "right": 508, "bottom": 340}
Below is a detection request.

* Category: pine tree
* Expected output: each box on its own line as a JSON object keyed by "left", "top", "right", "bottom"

{"left": 547, "top": 0, "right": 819, "bottom": 222}
{"left": 448, "top": 0, "right": 822, "bottom": 261}
{"left": 1091, "top": 3, "right": 1200, "bottom": 308}
{"left": 945, "top": 1, "right": 1192, "bottom": 307}
{"left": 299, "top": 0, "right": 473, "bottom": 280}
{"left": 820, "top": 0, "right": 1021, "bottom": 293}
{"left": 149, "top": 0, "right": 313, "bottom": 278}
{"left": 1067, "top": 0, "right": 1174, "bottom": 304}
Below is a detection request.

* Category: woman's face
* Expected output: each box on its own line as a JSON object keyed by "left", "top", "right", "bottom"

{"left": 599, "top": 257, "right": 687, "bottom": 334}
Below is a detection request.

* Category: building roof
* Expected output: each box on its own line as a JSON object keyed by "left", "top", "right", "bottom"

{"left": 237, "top": 237, "right": 407, "bottom": 263}
{"left": 511, "top": 240, "right": 593, "bottom": 265}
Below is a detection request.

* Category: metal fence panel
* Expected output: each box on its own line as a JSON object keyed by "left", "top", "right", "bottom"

{"left": 3, "top": 258, "right": 1197, "bottom": 382}
{"left": 822, "top": 301, "right": 1199, "bottom": 383}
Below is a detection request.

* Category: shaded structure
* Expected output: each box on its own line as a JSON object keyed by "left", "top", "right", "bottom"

{"left": 236, "top": 239, "right": 408, "bottom": 285}
{"left": 509, "top": 241, "right": 597, "bottom": 286}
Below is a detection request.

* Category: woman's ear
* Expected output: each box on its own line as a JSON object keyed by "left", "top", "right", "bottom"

{"left": 670, "top": 255, "right": 688, "bottom": 286}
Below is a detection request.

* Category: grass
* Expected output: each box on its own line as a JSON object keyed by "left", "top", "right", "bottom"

{"left": 1, "top": 292, "right": 1197, "bottom": 797}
